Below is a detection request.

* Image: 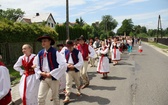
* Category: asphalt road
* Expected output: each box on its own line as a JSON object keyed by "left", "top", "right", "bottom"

{"left": 39, "top": 43, "right": 168, "bottom": 105}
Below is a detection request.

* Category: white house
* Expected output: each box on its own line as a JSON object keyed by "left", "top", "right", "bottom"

{"left": 16, "top": 13, "right": 56, "bottom": 28}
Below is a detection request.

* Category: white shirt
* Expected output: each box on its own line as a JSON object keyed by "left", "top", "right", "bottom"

{"left": 97, "top": 46, "right": 109, "bottom": 56}
{"left": 0, "top": 66, "right": 11, "bottom": 100}
{"left": 110, "top": 42, "right": 120, "bottom": 52}
{"left": 88, "top": 45, "right": 96, "bottom": 58}
{"left": 60, "top": 46, "right": 68, "bottom": 55}
{"left": 33, "top": 49, "right": 67, "bottom": 80}
{"left": 13, "top": 54, "right": 36, "bottom": 75}
{"left": 67, "top": 51, "right": 84, "bottom": 71}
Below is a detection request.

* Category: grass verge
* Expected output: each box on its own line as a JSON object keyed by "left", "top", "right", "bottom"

{"left": 7, "top": 65, "right": 21, "bottom": 86}
{"left": 148, "top": 42, "right": 168, "bottom": 49}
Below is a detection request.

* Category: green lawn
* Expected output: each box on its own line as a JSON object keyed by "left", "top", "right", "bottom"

{"left": 149, "top": 42, "right": 168, "bottom": 49}
{"left": 8, "top": 65, "right": 21, "bottom": 85}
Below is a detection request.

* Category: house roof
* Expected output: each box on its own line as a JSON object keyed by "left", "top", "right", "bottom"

{"left": 17, "top": 13, "right": 56, "bottom": 24}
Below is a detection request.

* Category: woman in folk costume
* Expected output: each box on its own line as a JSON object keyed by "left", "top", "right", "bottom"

{"left": 89, "top": 38, "right": 96, "bottom": 67}
{"left": 97, "top": 41, "right": 110, "bottom": 79}
{"left": 127, "top": 37, "right": 133, "bottom": 54}
{"left": 0, "top": 53, "right": 12, "bottom": 105}
{"left": 138, "top": 39, "right": 143, "bottom": 54}
{"left": 13, "top": 44, "right": 40, "bottom": 105}
{"left": 110, "top": 37, "right": 121, "bottom": 66}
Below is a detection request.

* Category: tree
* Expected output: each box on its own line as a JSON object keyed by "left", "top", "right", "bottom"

{"left": 82, "top": 24, "right": 94, "bottom": 38}
{"left": 117, "top": 19, "right": 133, "bottom": 35}
{"left": 133, "top": 25, "right": 141, "bottom": 35}
{"left": 92, "top": 22, "right": 101, "bottom": 38}
{"left": 0, "top": 8, "right": 25, "bottom": 21}
{"left": 75, "top": 17, "right": 85, "bottom": 27}
{"left": 140, "top": 26, "right": 147, "bottom": 33}
{"left": 163, "top": 27, "right": 168, "bottom": 36}
{"left": 133, "top": 25, "right": 147, "bottom": 37}
{"left": 147, "top": 29, "right": 157, "bottom": 37}
{"left": 99, "top": 15, "right": 118, "bottom": 36}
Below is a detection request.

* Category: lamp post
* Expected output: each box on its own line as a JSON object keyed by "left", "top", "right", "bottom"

{"left": 66, "top": 0, "right": 70, "bottom": 40}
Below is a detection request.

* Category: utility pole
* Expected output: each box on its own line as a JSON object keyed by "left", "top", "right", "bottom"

{"left": 66, "top": 0, "right": 70, "bottom": 40}
{"left": 157, "top": 15, "right": 162, "bottom": 42}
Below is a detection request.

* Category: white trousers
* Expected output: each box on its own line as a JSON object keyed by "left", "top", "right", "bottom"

{"left": 80, "top": 61, "right": 89, "bottom": 85}
{"left": 65, "top": 71, "right": 81, "bottom": 100}
{"left": 38, "top": 78, "right": 60, "bottom": 105}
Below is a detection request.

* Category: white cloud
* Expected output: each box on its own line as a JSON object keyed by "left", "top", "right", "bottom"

{"left": 71, "top": 0, "right": 118, "bottom": 17}
{"left": 0, "top": 0, "right": 86, "bottom": 15}
{"left": 115, "top": 8, "right": 168, "bottom": 23}
{"left": 121, "top": 0, "right": 149, "bottom": 6}
{"left": 113, "top": 8, "right": 168, "bottom": 32}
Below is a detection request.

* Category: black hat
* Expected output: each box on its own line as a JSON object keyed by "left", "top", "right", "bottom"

{"left": 57, "top": 44, "right": 64, "bottom": 47}
{"left": 66, "top": 40, "right": 74, "bottom": 47}
{"left": 79, "top": 36, "right": 86, "bottom": 42}
{"left": 37, "top": 34, "right": 55, "bottom": 45}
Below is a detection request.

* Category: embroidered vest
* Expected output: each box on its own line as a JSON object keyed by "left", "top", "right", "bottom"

{"left": 112, "top": 43, "right": 119, "bottom": 49}
{"left": 22, "top": 55, "right": 35, "bottom": 76}
{"left": 77, "top": 43, "right": 89, "bottom": 61}
{"left": 65, "top": 48, "right": 79, "bottom": 72}
{"left": 38, "top": 47, "right": 59, "bottom": 80}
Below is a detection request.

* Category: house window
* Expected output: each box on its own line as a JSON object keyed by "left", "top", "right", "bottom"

{"left": 48, "top": 23, "right": 50, "bottom": 26}
{"left": 51, "top": 23, "right": 54, "bottom": 27}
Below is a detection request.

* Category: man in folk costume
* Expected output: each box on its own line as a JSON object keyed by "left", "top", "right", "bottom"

{"left": 110, "top": 37, "right": 121, "bottom": 66}
{"left": 34, "top": 35, "right": 67, "bottom": 105}
{"left": 63, "top": 40, "right": 84, "bottom": 103}
{"left": 0, "top": 53, "right": 12, "bottom": 105}
{"left": 13, "top": 44, "right": 40, "bottom": 105}
{"left": 77, "top": 36, "right": 95, "bottom": 89}
{"left": 96, "top": 41, "right": 110, "bottom": 79}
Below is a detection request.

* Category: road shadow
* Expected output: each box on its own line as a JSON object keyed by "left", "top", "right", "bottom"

{"left": 117, "top": 61, "right": 133, "bottom": 66}
{"left": 130, "top": 53, "right": 146, "bottom": 56}
{"left": 106, "top": 76, "right": 127, "bottom": 80}
{"left": 88, "top": 72, "right": 97, "bottom": 80}
{"left": 88, "top": 85, "right": 116, "bottom": 91}
{"left": 62, "top": 93, "right": 110, "bottom": 105}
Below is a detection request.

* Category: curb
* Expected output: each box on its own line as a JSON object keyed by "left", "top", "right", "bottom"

{"left": 9, "top": 84, "right": 22, "bottom": 105}
{"left": 9, "top": 99, "right": 22, "bottom": 105}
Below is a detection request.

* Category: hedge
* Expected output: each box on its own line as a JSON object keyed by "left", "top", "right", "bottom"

{"left": 0, "top": 20, "right": 58, "bottom": 43}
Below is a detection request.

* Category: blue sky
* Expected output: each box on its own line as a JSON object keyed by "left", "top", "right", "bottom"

{"left": 1, "top": 0, "right": 168, "bottom": 32}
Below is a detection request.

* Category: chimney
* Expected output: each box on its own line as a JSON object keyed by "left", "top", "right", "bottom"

{"left": 36, "top": 13, "right": 39, "bottom": 16}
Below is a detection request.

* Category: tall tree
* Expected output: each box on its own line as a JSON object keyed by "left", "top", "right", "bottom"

{"left": 117, "top": 19, "right": 134, "bottom": 35}
{"left": 99, "top": 15, "right": 118, "bottom": 36}
{"left": 75, "top": 17, "right": 85, "bottom": 27}
{"left": 0, "top": 8, "right": 25, "bottom": 21}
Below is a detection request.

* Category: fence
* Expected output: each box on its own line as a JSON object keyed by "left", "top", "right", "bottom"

{"left": 0, "top": 42, "right": 43, "bottom": 65}
{"left": 140, "top": 38, "right": 148, "bottom": 42}
{"left": 157, "top": 38, "right": 168, "bottom": 46}
{"left": 0, "top": 40, "right": 66, "bottom": 65}
{"left": 140, "top": 37, "right": 168, "bottom": 46}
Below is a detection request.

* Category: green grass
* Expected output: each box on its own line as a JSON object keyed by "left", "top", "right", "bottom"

{"left": 7, "top": 65, "right": 21, "bottom": 86}
{"left": 149, "top": 42, "right": 168, "bottom": 49}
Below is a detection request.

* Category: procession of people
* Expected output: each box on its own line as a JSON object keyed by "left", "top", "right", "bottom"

{"left": 0, "top": 34, "right": 141, "bottom": 105}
